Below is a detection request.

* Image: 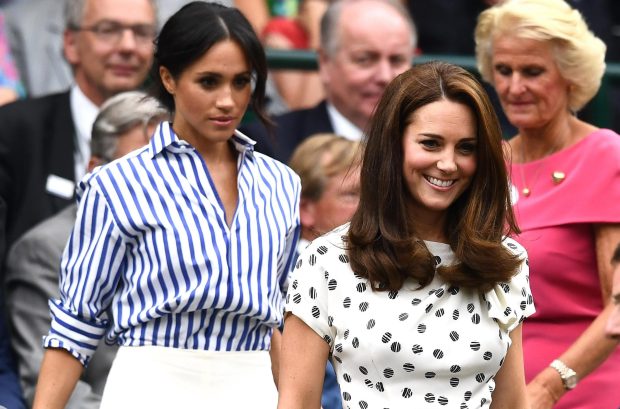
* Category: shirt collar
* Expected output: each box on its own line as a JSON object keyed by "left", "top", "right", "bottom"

{"left": 326, "top": 102, "right": 364, "bottom": 141}
{"left": 148, "top": 122, "right": 257, "bottom": 158}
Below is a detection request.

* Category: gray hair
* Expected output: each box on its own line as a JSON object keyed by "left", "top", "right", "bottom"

{"left": 320, "top": 0, "right": 417, "bottom": 57}
{"left": 64, "top": 0, "right": 158, "bottom": 29}
{"left": 91, "top": 91, "right": 169, "bottom": 162}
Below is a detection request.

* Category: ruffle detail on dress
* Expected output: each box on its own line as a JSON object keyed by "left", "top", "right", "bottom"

{"left": 484, "top": 239, "right": 536, "bottom": 332}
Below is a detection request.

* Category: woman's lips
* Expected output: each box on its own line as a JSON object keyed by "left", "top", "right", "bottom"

{"left": 211, "top": 116, "right": 235, "bottom": 126}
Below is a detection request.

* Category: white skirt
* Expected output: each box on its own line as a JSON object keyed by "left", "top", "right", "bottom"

{"left": 100, "top": 346, "right": 278, "bottom": 408}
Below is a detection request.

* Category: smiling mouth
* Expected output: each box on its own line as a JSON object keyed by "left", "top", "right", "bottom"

{"left": 425, "top": 176, "right": 455, "bottom": 188}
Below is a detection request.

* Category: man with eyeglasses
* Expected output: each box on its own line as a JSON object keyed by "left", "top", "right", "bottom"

{"left": 2, "top": 0, "right": 162, "bottom": 98}
{"left": 0, "top": 0, "right": 156, "bottom": 297}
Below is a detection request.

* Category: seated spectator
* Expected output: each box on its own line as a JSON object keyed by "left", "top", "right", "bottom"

{"left": 289, "top": 133, "right": 361, "bottom": 243}
{"left": 0, "top": 0, "right": 156, "bottom": 282}
{"left": 5, "top": 90, "right": 168, "bottom": 408}
{"left": 241, "top": 0, "right": 417, "bottom": 163}
{"left": 3, "top": 0, "right": 222, "bottom": 98}
{"left": 288, "top": 132, "right": 362, "bottom": 409}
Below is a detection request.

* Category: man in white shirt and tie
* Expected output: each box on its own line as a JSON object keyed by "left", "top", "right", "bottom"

{"left": 0, "top": 0, "right": 156, "bottom": 272}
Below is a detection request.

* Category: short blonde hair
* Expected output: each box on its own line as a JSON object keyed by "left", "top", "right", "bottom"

{"left": 289, "top": 133, "right": 362, "bottom": 201}
{"left": 475, "top": 0, "right": 606, "bottom": 112}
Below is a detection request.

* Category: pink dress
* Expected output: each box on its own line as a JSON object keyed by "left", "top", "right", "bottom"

{"left": 510, "top": 129, "right": 620, "bottom": 409}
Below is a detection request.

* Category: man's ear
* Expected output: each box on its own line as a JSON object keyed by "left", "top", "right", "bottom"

{"left": 63, "top": 29, "right": 80, "bottom": 65}
{"left": 317, "top": 48, "right": 331, "bottom": 84}
{"left": 300, "top": 197, "right": 316, "bottom": 229}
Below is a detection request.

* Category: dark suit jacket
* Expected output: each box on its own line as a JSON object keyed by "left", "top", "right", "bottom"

{"left": 241, "top": 100, "right": 334, "bottom": 164}
{"left": 0, "top": 91, "right": 75, "bottom": 270}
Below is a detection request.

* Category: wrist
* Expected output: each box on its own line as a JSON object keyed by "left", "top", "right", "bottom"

{"left": 549, "top": 359, "right": 578, "bottom": 391}
{"left": 533, "top": 367, "right": 564, "bottom": 403}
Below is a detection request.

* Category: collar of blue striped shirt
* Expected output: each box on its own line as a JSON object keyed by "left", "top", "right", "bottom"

{"left": 147, "top": 121, "right": 257, "bottom": 159}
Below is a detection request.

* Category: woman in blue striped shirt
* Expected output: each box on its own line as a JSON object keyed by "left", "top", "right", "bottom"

{"left": 33, "top": 2, "right": 301, "bottom": 408}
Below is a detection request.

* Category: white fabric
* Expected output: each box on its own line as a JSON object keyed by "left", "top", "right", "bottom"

{"left": 286, "top": 224, "right": 535, "bottom": 408}
{"left": 100, "top": 346, "right": 278, "bottom": 408}
{"left": 69, "top": 85, "right": 98, "bottom": 181}
{"left": 326, "top": 103, "right": 363, "bottom": 141}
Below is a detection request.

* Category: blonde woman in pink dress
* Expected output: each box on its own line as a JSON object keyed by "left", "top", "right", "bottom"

{"left": 475, "top": 0, "right": 620, "bottom": 408}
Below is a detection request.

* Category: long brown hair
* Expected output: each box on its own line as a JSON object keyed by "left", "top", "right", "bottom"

{"left": 348, "top": 61, "right": 521, "bottom": 292}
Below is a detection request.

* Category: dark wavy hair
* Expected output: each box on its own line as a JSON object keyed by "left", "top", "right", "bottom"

{"left": 149, "top": 1, "right": 271, "bottom": 128}
{"left": 348, "top": 61, "right": 521, "bottom": 292}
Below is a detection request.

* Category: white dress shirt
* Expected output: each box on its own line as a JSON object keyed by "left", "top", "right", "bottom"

{"left": 69, "top": 85, "right": 98, "bottom": 182}
{"left": 326, "top": 103, "right": 364, "bottom": 141}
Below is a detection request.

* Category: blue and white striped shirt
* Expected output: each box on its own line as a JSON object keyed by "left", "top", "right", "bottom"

{"left": 44, "top": 122, "right": 301, "bottom": 366}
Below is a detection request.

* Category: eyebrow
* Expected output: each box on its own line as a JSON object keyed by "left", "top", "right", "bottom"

{"left": 195, "top": 71, "right": 251, "bottom": 77}
{"left": 418, "top": 133, "right": 477, "bottom": 141}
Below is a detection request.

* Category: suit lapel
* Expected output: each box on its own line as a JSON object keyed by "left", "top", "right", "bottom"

{"left": 307, "top": 101, "right": 334, "bottom": 135}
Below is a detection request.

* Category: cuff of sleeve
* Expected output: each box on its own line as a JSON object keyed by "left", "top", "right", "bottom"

{"left": 42, "top": 337, "right": 90, "bottom": 367}
{"left": 484, "top": 267, "right": 535, "bottom": 332}
{"left": 44, "top": 299, "right": 109, "bottom": 366}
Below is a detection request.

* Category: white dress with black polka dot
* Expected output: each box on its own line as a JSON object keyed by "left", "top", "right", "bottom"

{"left": 285, "top": 224, "right": 535, "bottom": 409}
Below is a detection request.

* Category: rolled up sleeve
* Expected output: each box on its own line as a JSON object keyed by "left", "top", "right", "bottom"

{"left": 43, "top": 178, "right": 126, "bottom": 366}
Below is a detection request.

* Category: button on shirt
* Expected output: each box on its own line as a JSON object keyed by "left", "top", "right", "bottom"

{"left": 44, "top": 122, "right": 301, "bottom": 366}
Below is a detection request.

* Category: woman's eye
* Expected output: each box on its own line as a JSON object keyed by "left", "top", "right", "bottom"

{"left": 458, "top": 142, "right": 477, "bottom": 154}
{"left": 420, "top": 139, "right": 439, "bottom": 149}
{"left": 200, "top": 77, "right": 218, "bottom": 88}
{"left": 233, "top": 76, "right": 251, "bottom": 88}
{"left": 523, "top": 67, "right": 543, "bottom": 77}
{"left": 494, "top": 64, "right": 511, "bottom": 76}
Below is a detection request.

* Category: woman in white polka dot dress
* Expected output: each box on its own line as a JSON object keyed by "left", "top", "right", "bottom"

{"left": 278, "top": 61, "right": 535, "bottom": 409}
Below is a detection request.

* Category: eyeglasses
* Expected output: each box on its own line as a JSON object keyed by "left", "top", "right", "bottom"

{"left": 72, "top": 20, "right": 156, "bottom": 46}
